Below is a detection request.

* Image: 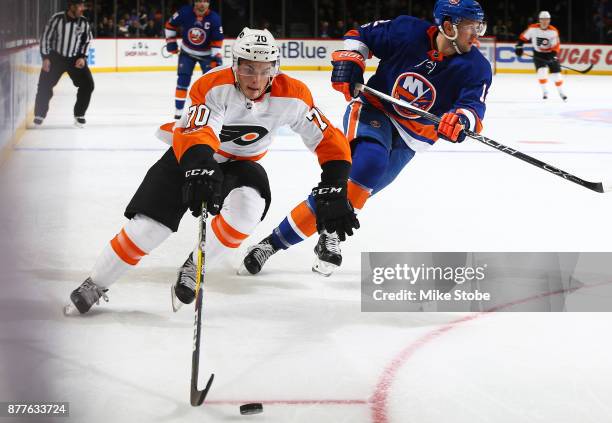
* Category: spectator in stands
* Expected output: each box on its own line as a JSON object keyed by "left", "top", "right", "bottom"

{"left": 143, "top": 19, "right": 159, "bottom": 38}
{"left": 320, "top": 21, "right": 330, "bottom": 38}
{"left": 117, "top": 18, "right": 129, "bottom": 37}
{"left": 330, "top": 20, "right": 345, "bottom": 38}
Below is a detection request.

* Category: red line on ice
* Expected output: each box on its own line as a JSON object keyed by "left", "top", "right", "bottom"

{"left": 369, "top": 280, "right": 612, "bottom": 423}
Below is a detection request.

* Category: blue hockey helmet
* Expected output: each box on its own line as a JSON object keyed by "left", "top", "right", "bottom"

{"left": 433, "top": 0, "right": 485, "bottom": 26}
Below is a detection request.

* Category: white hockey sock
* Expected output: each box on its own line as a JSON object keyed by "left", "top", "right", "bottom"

{"left": 537, "top": 67, "right": 549, "bottom": 94}
{"left": 90, "top": 214, "right": 172, "bottom": 288}
{"left": 552, "top": 72, "right": 565, "bottom": 93}
{"left": 195, "top": 187, "right": 265, "bottom": 268}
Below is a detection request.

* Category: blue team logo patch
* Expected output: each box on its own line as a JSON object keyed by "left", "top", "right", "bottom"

{"left": 391, "top": 72, "right": 437, "bottom": 119}
{"left": 188, "top": 27, "right": 207, "bottom": 46}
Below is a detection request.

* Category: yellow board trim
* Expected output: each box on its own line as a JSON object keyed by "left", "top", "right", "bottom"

{"left": 0, "top": 110, "right": 33, "bottom": 167}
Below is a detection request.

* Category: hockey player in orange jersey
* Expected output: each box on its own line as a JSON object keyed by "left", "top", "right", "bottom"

{"left": 515, "top": 11, "right": 567, "bottom": 101}
{"left": 65, "top": 28, "right": 359, "bottom": 315}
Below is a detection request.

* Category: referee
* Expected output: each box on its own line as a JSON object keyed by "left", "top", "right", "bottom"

{"left": 33, "top": 0, "right": 94, "bottom": 128}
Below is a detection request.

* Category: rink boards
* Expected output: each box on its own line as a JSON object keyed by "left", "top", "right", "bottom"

{"left": 84, "top": 38, "right": 612, "bottom": 76}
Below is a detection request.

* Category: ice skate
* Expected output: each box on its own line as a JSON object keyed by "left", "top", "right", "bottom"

{"left": 171, "top": 253, "right": 197, "bottom": 312}
{"left": 64, "top": 277, "right": 108, "bottom": 315}
{"left": 312, "top": 231, "right": 342, "bottom": 277}
{"left": 74, "top": 116, "right": 86, "bottom": 128}
{"left": 239, "top": 236, "right": 279, "bottom": 275}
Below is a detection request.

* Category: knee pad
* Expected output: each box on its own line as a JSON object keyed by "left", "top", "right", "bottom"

{"left": 350, "top": 138, "right": 390, "bottom": 190}
{"left": 220, "top": 187, "right": 265, "bottom": 235}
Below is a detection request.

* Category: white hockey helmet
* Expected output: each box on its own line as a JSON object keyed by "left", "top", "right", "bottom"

{"left": 232, "top": 27, "right": 280, "bottom": 71}
{"left": 538, "top": 11, "right": 551, "bottom": 19}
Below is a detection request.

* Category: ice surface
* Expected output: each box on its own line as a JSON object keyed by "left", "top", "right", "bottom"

{"left": 1, "top": 70, "right": 611, "bottom": 422}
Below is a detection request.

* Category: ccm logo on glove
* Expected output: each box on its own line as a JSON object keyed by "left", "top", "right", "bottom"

{"left": 185, "top": 169, "right": 216, "bottom": 177}
{"left": 312, "top": 186, "right": 343, "bottom": 195}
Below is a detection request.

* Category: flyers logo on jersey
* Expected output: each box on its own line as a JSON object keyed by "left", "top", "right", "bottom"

{"left": 188, "top": 27, "right": 207, "bottom": 45}
{"left": 220, "top": 125, "right": 269, "bottom": 146}
{"left": 391, "top": 72, "right": 437, "bottom": 119}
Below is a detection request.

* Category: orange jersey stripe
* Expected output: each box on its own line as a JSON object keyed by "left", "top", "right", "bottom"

{"left": 165, "top": 22, "right": 178, "bottom": 30}
{"left": 209, "top": 40, "right": 223, "bottom": 48}
{"left": 173, "top": 126, "right": 220, "bottom": 162}
{"left": 216, "top": 149, "right": 268, "bottom": 161}
{"left": 346, "top": 102, "right": 362, "bottom": 141}
{"left": 270, "top": 73, "right": 314, "bottom": 107}
{"left": 289, "top": 201, "right": 317, "bottom": 237}
{"left": 348, "top": 180, "right": 371, "bottom": 210}
{"left": 189, "top": 67, "right": 236, "bottom": 107}
{"left": 110, "top": 229, "right": 146, "bottom": 266}
{"left": 314, "top": 125, "right": 351, "bottom": 165}
{"left": 365, "top": 92, "right": 439, "bottom": 142}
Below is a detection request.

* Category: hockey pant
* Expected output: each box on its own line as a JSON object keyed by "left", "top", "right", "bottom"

{"left": 89, "top": 149, "right": 271, "bottom": 288}
{"left": 270, "top": 102, "right": 416, "bottom": 250}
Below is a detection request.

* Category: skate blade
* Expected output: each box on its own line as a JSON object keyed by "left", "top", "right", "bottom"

{"left": 63, "top": 303, "right": 79, "bottom": 316}
{"left": 170, "top": 286, "right": 184, "bottom": 312}
{"left": 236, "top": 262, "right": 253, "bottom": 276}
{"left": 312, "top": 258, "right": 338, "bottom": 277}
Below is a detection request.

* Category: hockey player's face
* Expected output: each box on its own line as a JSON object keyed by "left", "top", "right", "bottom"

{"left": 456, "top": 19, "right": 484, "bottom": 52}
{"left": 539, "top": 18, "right": 551, "bottom": 29}
{"left": 194, "top": 1, "right": 209, "bottom": 15}
{"left": 236, "top": 60, "right": 275, "bottom": 100}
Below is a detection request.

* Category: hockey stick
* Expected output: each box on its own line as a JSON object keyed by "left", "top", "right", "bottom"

{"left": 522, "top": 52, "right": 594, "bottom": 74}
{"left": 161, "top": 45, "right": 174, "bottom": 59}
{"left": 356, "top": 83, "right": 611, "bottom": 193}
{"left": 190, "top": 201, "right": 215, "bottom": 406}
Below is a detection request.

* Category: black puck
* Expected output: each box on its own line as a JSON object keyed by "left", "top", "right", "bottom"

{"left": 239, "top": 403, "right": 263, "bottom": 415}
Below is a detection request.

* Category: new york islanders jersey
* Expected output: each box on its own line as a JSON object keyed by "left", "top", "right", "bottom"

{"left": 165, "top": 5, "right": 223, "bottom": 57}
{"left": 158, "top": 66, "right": 351, "bottom": 166}
{"left": 519, "top": 24, "right": 560, "bottom": 54}
{"left": 344, "top": 16, "right": 492, "bottom": 152}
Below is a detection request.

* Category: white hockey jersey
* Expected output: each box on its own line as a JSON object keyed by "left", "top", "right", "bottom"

{"left": 158, "top": 66, "right": 351, "bottom": 166}
{"left": 519, "top": 24, "right": 560, "bottom": 53}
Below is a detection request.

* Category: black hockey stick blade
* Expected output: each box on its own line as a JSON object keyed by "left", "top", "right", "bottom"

{"left": 191, "top": 373, "right": 215, "bottom": 406}
{"left": 577, "top": 63, "right": 594, "bottom": 74}
{"left": 356, "top": 83, "right": 611, "bottom": 194}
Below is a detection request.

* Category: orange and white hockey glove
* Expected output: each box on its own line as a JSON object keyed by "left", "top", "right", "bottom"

{"left": 331, "top": 50, "right": 365, "bottom": 101}
{"left": 437, "top": 111, "right": 471, "bottom": 143}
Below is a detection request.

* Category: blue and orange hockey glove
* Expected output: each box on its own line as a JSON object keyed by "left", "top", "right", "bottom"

{"left": 166, "top": 39, "right": 178, "bottom": 54}
{"left": 210, "top": 52, "right": 223, "bottom": 68}
{"left": 437, "top": 111, "right": 471, "bottom": 143}
{"left": 331, "top": 50, "right": 365, "bottom": 101}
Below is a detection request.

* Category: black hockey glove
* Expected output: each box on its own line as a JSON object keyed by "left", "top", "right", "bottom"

{"left": 180, "top": 144, "right": 223, "bottom": 217}
{"left": 312, "top": 181, "right": 360, "bottom": 242}
{"left": 514, "top": 43, "right": 524, "bottom": 58}
{"left": 331, "top": 50, "right": 365, "bottom": 101}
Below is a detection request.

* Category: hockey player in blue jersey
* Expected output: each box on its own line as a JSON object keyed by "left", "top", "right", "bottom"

{"left": 165, "top": 0, "right": 223, "bottom": 119}
{"left": 240, "top": 0, "right": 492, "bottom": 277}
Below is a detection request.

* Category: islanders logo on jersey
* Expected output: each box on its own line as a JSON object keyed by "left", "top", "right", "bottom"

{"left": 188, "top": 27, "right": 207, "bottom": 46}
{"left": 391, "top": 72, "right": 437, "bottom": 119}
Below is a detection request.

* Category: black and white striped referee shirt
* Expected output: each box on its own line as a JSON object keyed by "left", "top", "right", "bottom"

{"left": 40, "top": 11, "right": 93, "bottom": 59}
